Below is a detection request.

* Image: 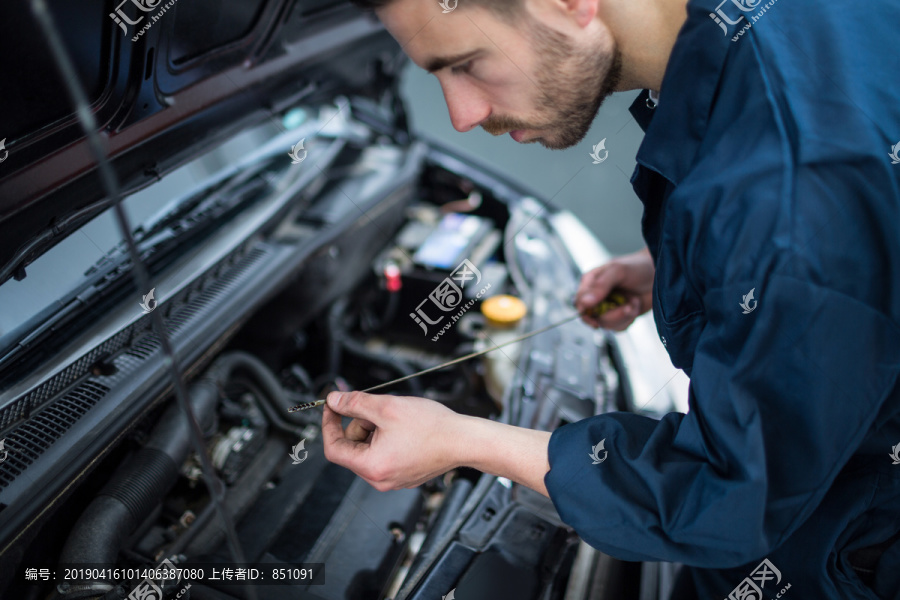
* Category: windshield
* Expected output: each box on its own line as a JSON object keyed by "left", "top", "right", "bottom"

{"left": 0, "top": 105, "right": 326, "bottom": 351}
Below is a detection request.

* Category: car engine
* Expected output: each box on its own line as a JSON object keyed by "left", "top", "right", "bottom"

{"left": 0, "top": 108, "right": 662, "bottom": 600}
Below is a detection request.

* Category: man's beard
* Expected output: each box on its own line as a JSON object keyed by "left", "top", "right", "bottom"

{"left": 480, "top": 20, "right": 622, "bottom": 149}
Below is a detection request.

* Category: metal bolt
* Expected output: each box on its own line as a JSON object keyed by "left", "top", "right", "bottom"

{"left": 390, "top": 526, "right": 405, "bottom": 543}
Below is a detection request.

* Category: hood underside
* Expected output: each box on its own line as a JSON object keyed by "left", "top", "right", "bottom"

{"left": 0, "top": 0, "right": 404, "bottom": 284}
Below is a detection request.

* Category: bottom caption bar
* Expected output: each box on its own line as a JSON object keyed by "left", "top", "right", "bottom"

{"left": 29, "top": 562, "right": 325, "bottom": 587}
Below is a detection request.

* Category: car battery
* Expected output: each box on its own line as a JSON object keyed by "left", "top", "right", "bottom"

{"left": 375, "top": 210, "right": 506, "bottom": 348}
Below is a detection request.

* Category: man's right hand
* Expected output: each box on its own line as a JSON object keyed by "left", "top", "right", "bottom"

{"left": 575, "top": 247, "right": 655, "bottom": 331}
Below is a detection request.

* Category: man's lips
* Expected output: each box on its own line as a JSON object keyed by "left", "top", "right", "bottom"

{"left": 509, "top": 130, "right": 527, "bottom": 143}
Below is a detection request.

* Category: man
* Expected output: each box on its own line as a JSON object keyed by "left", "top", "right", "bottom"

{"left": 321, "top": 0, "right": 900, "bottom": 597}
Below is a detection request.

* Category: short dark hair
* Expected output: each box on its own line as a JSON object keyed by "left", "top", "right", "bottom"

{"left": 348, "top": 0, "right": 525, "bottom": 22}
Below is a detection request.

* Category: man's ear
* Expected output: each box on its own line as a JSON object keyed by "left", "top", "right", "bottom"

{"left": 532, "top": 0, "right": 599, "bottom": 29}
{"left": 519, "top": 0, "right": 607, "bottom": 33}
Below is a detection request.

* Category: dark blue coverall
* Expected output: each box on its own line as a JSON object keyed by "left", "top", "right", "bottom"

{"left": 543, "top": 0, "right": 900, "bottom": 598}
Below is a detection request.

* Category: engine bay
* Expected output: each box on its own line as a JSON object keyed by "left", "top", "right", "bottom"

{"left": 0, "top": 121, "right": 640, "bottom": 600}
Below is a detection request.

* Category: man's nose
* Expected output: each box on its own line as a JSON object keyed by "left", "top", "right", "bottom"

{"left": 439, "top": 79, "right": 490, "bottom": 133}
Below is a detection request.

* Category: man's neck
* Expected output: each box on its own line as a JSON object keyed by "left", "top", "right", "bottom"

{"left": 601, "top": 0, "right": 690, "bottom": 92}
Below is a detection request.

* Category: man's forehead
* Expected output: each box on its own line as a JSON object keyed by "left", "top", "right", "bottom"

{"left": 377, "top": 1, "right": 501, "bottom": 69}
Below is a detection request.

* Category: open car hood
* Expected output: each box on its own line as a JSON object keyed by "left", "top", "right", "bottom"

{"left": 0, "top": 0, "right": 405, "bottom": 284}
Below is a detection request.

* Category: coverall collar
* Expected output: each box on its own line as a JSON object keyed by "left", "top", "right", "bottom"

{"left": 632, "top": 0, "right": 733, "bottom": 186}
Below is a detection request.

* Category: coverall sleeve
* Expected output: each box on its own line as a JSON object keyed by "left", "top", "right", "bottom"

{"left": 543, "top": 272, "right": 900, "bottom": 567}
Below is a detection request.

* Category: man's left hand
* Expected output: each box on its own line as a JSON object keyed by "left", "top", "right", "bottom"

{"left": 321, "top": 391, "right": 552, "bottom": 495}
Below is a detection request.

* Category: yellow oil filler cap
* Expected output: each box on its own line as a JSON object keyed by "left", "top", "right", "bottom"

{"left": 481, "top": 295, "right": 527, "bottom": 328}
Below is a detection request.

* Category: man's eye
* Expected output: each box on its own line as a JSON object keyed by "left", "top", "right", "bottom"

{"left": 451, "top": 60, "right": 473, "bottom": 74}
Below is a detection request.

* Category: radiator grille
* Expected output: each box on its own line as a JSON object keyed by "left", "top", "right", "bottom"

{"left": 0, "top": 244, "right": 272, "bottom": 490}
{"left": 0, "top": 381, "right": 110, "bottom": 488}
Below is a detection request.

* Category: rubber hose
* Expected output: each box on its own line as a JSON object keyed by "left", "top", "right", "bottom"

{"left": 58, "top": 380, "right": 219, "bottom": 597}
{"left": 203, "top": 351, "right": 308, "bottom": 433}
{"left": 340, "top": 336, "right": 424, "bottom": 396}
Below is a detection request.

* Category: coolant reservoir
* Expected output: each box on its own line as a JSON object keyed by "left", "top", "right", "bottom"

{"left": 479, "top": 295, "right": 528, "bottom": 406}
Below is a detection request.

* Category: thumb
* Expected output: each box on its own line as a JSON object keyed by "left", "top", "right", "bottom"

{"left": 624, "top": 295, "right": 641, "bottom": 316}
{"left": 326, "top": 391, "right": 383, "bottom": 422}
{"left": 577, "top": 268, "right": 617, "bottom": 311}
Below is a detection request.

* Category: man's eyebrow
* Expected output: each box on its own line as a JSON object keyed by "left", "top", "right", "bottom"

{"left": 424, "top": 50, "right": 480, "bottom": 73}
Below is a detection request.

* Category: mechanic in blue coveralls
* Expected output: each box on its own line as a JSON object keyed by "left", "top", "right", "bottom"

{"left": 320, "top": 0, "right": 900, "bottom": 597}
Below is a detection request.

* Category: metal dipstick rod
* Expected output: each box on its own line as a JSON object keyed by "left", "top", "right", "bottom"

{"left": 286, "top": 293, "right": 625, "bottom": 412}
